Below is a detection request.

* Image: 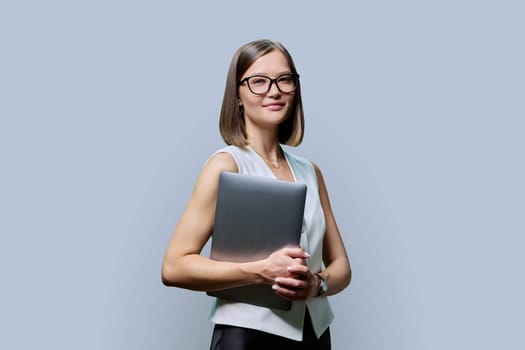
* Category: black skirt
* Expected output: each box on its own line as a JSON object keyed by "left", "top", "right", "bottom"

{"left": 209, "top": 310, "right": 331, "bottom": 350}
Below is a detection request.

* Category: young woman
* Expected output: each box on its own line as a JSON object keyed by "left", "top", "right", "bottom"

{"left": 162, "top": 39, "right": 351, "bottom": 350}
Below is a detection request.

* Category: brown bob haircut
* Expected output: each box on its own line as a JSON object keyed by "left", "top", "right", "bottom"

{"left": 219, "top": 39, "right": 304, "bottom": 147}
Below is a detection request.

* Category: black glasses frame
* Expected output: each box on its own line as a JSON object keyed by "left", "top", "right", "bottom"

{"left": 238, "top": 73, "right": 300, "bottom": 95}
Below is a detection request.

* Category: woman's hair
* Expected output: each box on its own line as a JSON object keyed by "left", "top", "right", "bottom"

{"left": 219, "top": 39, "right": 304, "bottom": 146}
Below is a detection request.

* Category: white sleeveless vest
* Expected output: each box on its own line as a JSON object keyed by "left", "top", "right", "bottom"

{"left": 208, "top": 145, "right": 334, "bottom": 341}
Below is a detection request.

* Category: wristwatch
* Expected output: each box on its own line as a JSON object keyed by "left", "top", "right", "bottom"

{"left": 315, "top": 273, "right": 328, "bottom": 297}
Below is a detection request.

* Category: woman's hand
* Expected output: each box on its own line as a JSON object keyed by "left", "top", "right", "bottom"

{"left": 271, "top": 264, "right": 319, "bottom": 301}
{"left": 257, "top": 247, "right": 310, "bottom": 285}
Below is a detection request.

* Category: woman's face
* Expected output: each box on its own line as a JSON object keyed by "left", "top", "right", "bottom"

{"left": 238, "top": 50, "right": 295, "bottom": 130}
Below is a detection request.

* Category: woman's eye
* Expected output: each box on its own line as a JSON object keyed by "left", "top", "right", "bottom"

{"left": 250, "top": 78, "right": 267, "bottom": 86}
{"left": 278, "top": 75, "right": 293, "bottom": 84}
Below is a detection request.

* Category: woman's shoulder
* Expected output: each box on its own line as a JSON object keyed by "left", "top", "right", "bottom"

{"left": 191, "top": 150, "right": 238, "bottom": 198}
{"left": 209, "top": 144, "right": 260, "bottom": 172}
{"left": 205, "top": 149, "right": 238, "bottom": 174}
{"left": 210, "top": 144, "right": 251, "bottom": 158}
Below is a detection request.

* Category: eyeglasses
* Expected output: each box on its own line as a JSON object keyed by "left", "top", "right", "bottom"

{"left": 238, "top": 73, "right": 299, "bottom": 95}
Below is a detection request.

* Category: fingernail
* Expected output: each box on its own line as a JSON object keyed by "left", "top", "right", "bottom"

{"left": 275, "top": 278, "right": 281, "bottom": 283}
{"left": 272, "top": 284, "right": 279, "bottom": 290}
{"left": 304, "top": 252, "right": 310, "bottom": 257}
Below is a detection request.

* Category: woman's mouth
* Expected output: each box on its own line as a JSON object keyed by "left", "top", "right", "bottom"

{"left": 263, "top": 102, "right": 285, "bottom": 111}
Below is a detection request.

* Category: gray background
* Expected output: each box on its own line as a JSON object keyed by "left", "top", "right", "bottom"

{"left": 1, "top": 1, "right": 523, "bottom": 349}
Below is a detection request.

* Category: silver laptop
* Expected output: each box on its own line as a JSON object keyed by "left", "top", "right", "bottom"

{"left": 207, "top": 171, "right": 307, "bottom": 310}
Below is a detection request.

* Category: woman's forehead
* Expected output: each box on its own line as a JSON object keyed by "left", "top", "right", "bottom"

{"left": 243, "top": 50, "right": 291, "bottom": 77}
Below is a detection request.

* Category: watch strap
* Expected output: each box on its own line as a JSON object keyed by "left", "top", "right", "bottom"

{"left": 315, "top": 273, "right": 327, "bottom": 297}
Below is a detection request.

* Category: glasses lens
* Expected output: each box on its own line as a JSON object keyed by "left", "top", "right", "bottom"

{"left": 276, "top": 74, "right": 297, "bottom": 93}
{"left": 247, "top": 76, "right": 271, "bottom": 94}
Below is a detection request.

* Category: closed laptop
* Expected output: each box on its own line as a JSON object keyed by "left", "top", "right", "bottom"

{"left": 207, "top": 172, "right": 307, "bottom": 310}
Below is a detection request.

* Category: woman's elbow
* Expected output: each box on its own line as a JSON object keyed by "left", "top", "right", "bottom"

{"left": 161, "top": 261, "right": 183, "bottom": 287}
{"left": 161, "top": 270, "right": 174, "bottom": 287}
{"left": 336, "top": 262, "right": 352, "bottom": 291}
{"left": 344, "top": 267, "right": 352, "bottom": 289}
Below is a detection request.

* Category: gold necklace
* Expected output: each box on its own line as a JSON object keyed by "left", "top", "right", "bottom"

{"left": 251, "top": 147, "right": 282, "bottom": 169}
{"left": 268, "top": 158, "right": 281, "bottom": 169}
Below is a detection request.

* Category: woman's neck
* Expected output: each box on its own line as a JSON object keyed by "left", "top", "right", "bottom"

{"left": 246, "top": 138, "right": 283, "bottom": 172}
{"left": 245, "top": 123, "right": 281, "bottom": 161}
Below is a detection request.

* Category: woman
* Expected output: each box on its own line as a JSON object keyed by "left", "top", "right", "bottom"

{"left": 162, "top": 39, "right": 351, "bottom": 350}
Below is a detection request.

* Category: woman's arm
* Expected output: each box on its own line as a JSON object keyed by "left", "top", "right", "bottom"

{"left": 161, "top": 152, "right": 309, "bottom": 291}
{"left": 272, "top": 162, "right": 351, "bottom": 300}
{"left": 312, "top": 162, "right": 352, "bottom": 295}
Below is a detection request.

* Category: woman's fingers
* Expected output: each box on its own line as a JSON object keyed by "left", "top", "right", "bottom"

{"left": 287, "top": 264, "right": 309, "bottom": 275}
{"left": 272, "top": 274, "right": 316, "bottom": 301}
{"left": 272, "top": 281, "right": 303, "bottom": 300}
{"left": 282, "top": 246, "right": 310, "bottom": 259}
{"left": 275, "top": 277, "right": 305, "bottom": 289}
{"left": 261, "top": 246, "right": 310, "bottom": 283}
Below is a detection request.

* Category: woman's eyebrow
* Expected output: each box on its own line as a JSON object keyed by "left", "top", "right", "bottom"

{"left": 248, "top": 71, "right": 293, "bottom": 76}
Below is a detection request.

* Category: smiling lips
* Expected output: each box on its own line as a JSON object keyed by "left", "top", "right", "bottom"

{"left": 263, "top": 102, "right": 285, "bottom": 110}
